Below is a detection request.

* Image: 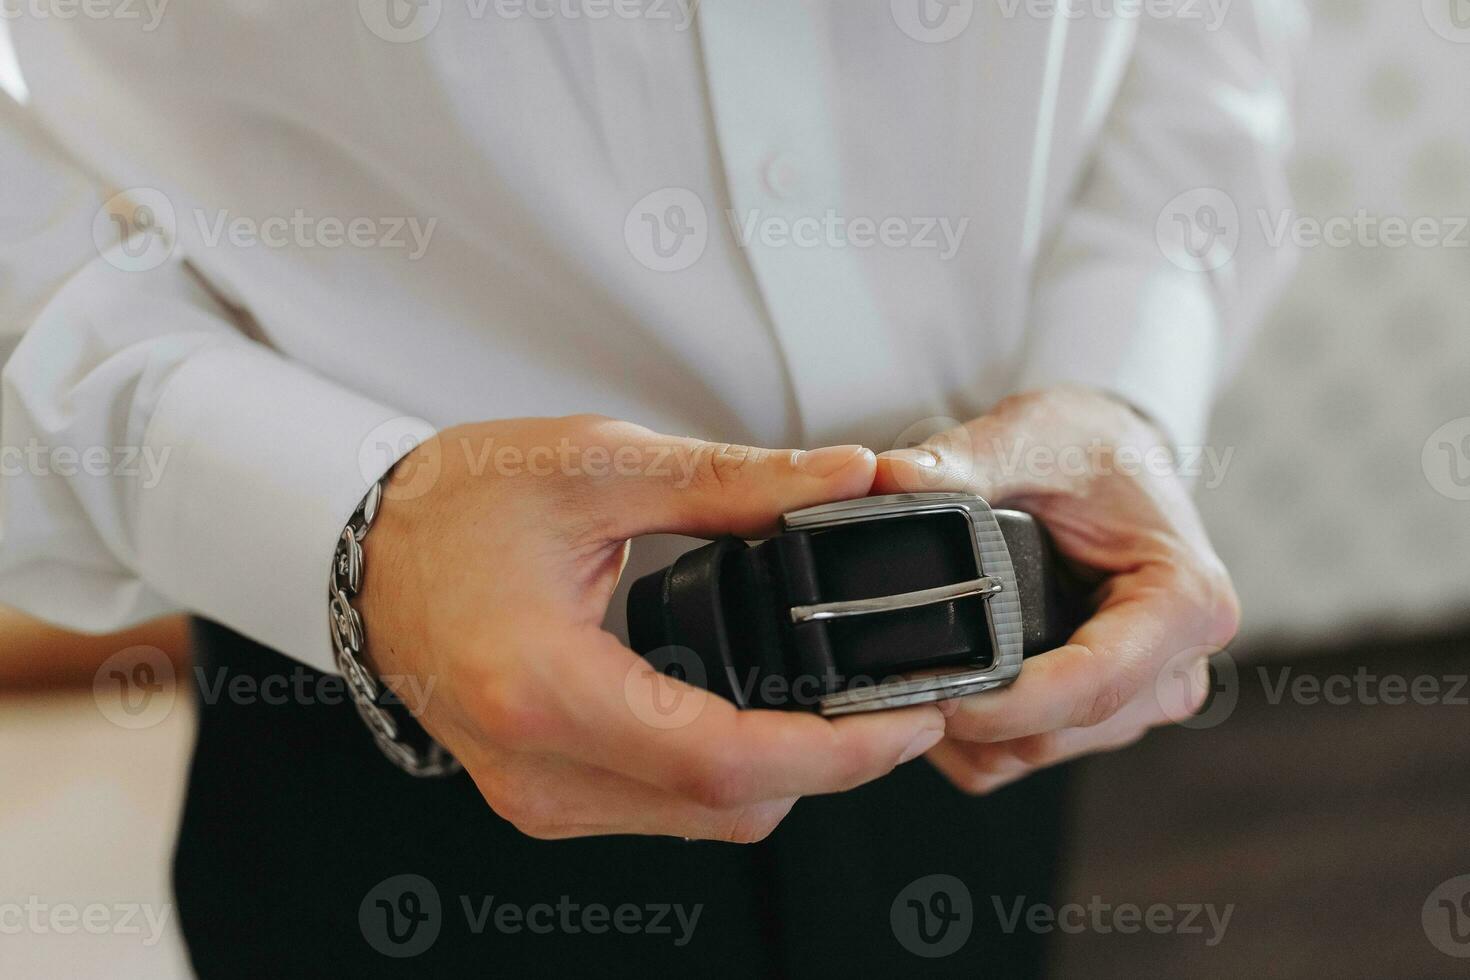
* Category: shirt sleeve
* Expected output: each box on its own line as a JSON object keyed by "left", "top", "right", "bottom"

{"left": 0, "top": 91, "right": 413, "bottom": 674}
{"left": 1017, "top": 0, "right": 1303, "bottom": 449}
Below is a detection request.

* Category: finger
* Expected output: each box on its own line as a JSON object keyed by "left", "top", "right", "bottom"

{"left": 872, "top": 389, "right": 1160, "bottom": 503}
{"left": 934, "top": 691, "right": 1163, "bottom": 795}
{"left": 871, "top": 415, "right": 1021, "bottom": 501}
{"left": 530, "top": 629, "right": 946, "bottom": 808}
{"left": 572, "top": 418, "right": 876, "bottom": 539}
{"left": 472, "top": 752, "right": 798, "bottom": 843}
{"left": 1005, "top": 693, "right": 1159, "bottom": 765}
{"left": 943, "top": 573, "right": 1189, "bottom": 743}
{"left": 872, "top": 444, "right": 976, "bottom": 497}
{"left": 924, "top": 738, "right": 1031, "bottom": 796}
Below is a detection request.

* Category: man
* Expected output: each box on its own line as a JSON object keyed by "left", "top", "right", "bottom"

{"left": 0, "top": 2, "right": 1295, "bottom": 975}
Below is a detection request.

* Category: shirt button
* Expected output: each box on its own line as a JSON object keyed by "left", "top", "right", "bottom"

{"left": 762, "top": 154, "right": 801, "bottom": 199}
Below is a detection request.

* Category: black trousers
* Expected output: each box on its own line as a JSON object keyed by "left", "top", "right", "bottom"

{"left": 173, "top": 620, "right": 1069, "bottom": 978}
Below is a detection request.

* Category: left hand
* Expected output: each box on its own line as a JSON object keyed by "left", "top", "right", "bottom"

{"left": 873, "top": 385, "right": 1240, "bottom": 794}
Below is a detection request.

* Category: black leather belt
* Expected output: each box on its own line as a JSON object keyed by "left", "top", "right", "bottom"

{"left": 627, "top": 493, "right": 1088, "bottom": 715}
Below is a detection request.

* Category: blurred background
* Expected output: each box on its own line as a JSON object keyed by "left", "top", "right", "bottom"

{"left": 3, "top": 1, "right": 1469, "bottom": 976}
{"left": 1051, "top": 3, "right": 1470, "bottom": 977}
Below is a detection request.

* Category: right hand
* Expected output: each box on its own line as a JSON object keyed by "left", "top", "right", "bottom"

{"left": 357, "top": 415, "right": 946, "bottom": 842}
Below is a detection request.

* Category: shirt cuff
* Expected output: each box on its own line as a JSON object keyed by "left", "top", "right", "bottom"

{"left": 136, "top": 342, "right": 422, "bottom": 674}
{"left": 1016, "top": 265, "right": 1221, "bottom": 451}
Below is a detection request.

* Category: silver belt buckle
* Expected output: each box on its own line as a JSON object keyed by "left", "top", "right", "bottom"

{"left": 780, "top": 492, "right": 1024, "bottom": 717}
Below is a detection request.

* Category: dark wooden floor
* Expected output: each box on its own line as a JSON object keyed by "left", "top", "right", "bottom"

{"left": 1050, "top": 629, "right": 1470, "bottom": 979}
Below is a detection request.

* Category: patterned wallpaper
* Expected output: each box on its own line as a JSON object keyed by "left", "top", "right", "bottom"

{"left": 1200, "top": 0, "right": 1470, "bottom": 645}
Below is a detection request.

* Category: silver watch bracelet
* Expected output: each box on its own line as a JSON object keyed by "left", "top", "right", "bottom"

{"left": 329, "top": 478, "right": 461, "bottom": 777}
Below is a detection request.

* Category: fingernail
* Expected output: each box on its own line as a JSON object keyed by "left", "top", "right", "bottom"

{"left": 879, "top": 447, "right": 938, "bottom": 468}
{"left": 795, "top": 444, "right": 868, "bottom": 478}
{"left": 898, "top": 726, "right": 945, "bottom": 764}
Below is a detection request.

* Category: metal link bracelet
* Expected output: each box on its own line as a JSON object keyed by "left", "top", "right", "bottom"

{"left": 330, "top": 478, "right": 461, "bottom": 777}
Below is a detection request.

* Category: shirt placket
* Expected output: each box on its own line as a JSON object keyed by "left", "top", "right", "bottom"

{"left": 696, "top": 0, "right": 923, "bottom": 447}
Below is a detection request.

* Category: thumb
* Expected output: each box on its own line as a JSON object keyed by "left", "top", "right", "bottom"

{"left": 871, "top": 418, "right": 1001, "bottom": 498}
{"left": 869, "top": 413, "right": 1041, "bottom": 503}
{"left": 600, "top": 428, "right": 875, "bottom": 540}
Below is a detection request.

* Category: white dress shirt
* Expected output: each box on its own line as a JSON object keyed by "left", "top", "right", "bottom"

{"left": 0, "top": 2, "right": 1296, "bottom": 673}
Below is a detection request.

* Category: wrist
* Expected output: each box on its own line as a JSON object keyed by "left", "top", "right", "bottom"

{"left": 355, "top": 431, "right": 447, "bottom": 676}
